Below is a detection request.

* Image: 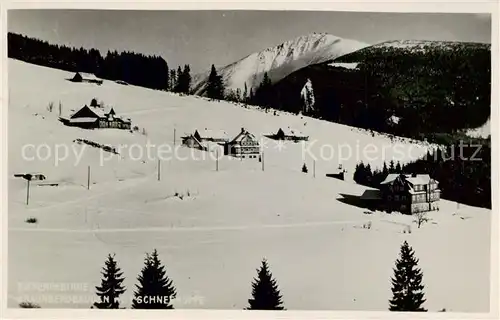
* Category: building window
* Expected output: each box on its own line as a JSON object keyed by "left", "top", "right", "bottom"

{"left": 395, "top": 195, "right": 399, "bottom": 201}
{"left": 388, "top": 195, "right": 392, "bottom": 201}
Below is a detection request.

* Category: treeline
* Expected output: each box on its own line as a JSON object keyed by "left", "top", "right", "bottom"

{"left": 7, "top": 32, "right": 192, "bottom": 93}
{"left": 21, "top": 242, "right": 430, "bottom": 312}
{"left": 353, "top": 137, "right": 491, "bottom": 209}
{"left": 250, "top": 41, "right": 491, "bottom": 140}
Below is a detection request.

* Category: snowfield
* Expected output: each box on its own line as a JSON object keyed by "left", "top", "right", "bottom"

{"left": 7, "top": 59, "right": 492, "bottom": 312}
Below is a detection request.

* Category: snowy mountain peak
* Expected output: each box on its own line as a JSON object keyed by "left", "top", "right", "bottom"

{"left": 193, "top": 33, "right": 369, "bottom": 96}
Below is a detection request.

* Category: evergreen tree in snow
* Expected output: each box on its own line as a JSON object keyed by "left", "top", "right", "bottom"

{"left": 169, "top": 69, "right": 177, "bottom": 91}
{"left": 236, "top": 88, "right": 242, "bottom": 102}
{"left": 206, "top": 64, "right": 225, "bottom": 100}
{"left": 300, "top": 78, "right": 315, "bottom": 114}
{"left": 383, "top": 161, "right": 389, "bottom": 176}
{"left": 132, "top": 249, "right": 177, "bottom": 309}
{"left": 302, "top": 163, "right": 308, "bottom": 173}
{"left": 246, "top": 258, "right": 285, "bottom": 310}
{"left": 396, "top": 161, "right": 402, "bottom": 173}
{"left": 389, "top": 160, "right": 396, "bottom": 173}
{"left": 254, "top": 72, "right": 273, "bottom": 108}
{"left": 93, "top": 254, "right": 126, "bottom": 309}
{"left": 243, "top": 82, "right": 248, "bottom": 102}
{"left": 389, "top": 241, "right": 427, "bottom": 312}
{"left": 173, "top": 66, "right": 183, "bottom": 93}
{"left": 177, "top": 64, "right": 192, "bottom": 94}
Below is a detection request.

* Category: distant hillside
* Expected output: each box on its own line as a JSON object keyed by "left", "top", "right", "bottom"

{"left": 252, "top": 40, "right": 491, "bottom": 140}
{"left": 192, "top": 33, "right": 368, "bottom": 96}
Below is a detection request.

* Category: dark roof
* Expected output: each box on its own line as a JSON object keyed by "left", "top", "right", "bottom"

{"left": 360, "top": 189, "right": 382, "bottom": 200}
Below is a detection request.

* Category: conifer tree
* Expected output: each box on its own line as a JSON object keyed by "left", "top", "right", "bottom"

{"left": 353, "top": 162, "right": 365, "bottom": 184}
{"left": 174, "top": 66, "right": 183, "bottom": 93}
{"left": 396, "top": 161, "right": 402, "bottom": 173}
{"left": 93, "top": 254, "right": 126, "bottom": 309}
{"left": 169, "top": 69, "right": 177, "bottom": 91}
{"left": 389, "top": 241, "right": 427, "bottom": 312}
{"left": 302, "top": 163, "right": 308, "bottom": 173}
{"left": 255, "top": 72, "right": 272, "bottom": 108}
{"left": 246, "top": 258, "right": 285, "bottom": 310}
{"left": 243, "top": 83, "right": 248, "bottom": 102}
{"left": 181, "top": 64, "right": 192, "bottom": 94}
{"left": 383, "top": 162, "right": 389, "bottom": 176}
{"left": 206, "top": 64, "right": 224, "bottom": 100}
{"left": 389, "top": 160, "right": 396, "bottom": 173}
{"left": 132, "top": 249, "right": 177, "bottom": 309}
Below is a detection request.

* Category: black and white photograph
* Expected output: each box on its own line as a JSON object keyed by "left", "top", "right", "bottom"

{"left": 3, "top": 3, "right": 498, "bottom": 317}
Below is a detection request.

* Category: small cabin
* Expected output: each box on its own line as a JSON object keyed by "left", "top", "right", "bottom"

{"left": 71, "top": 72, "right": 103, "bottom": 85}
{"left": 269, "top": 127, "right": 309, "bottom": 142}
{"left": 181, "top": 135, "right": 208, "bottom": 151}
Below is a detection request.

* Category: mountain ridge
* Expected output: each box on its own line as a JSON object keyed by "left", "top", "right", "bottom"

{"left": 192, "top": 33, "right": 369, "bottom": 96}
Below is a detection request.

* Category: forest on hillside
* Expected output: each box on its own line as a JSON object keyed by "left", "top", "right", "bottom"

{"left": 252, "top": 41, "right": 491, "bottom": 141}
{"left": 7, "top": 33, "right": 192, "bottom": 93}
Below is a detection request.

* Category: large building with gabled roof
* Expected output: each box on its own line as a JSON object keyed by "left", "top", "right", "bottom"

{"left": 224, "top": 128, "right": 260, "bottom": 159}
{"left": 379, "top": 173, "right": 441, "bottom": 214}
{"left": 60, "top": 102, "right": 131, "bottom": 130}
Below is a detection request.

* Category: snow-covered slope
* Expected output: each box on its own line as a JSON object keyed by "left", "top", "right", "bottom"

{"left": 7, "top": 60, "right": 491, "bottom": 312}
{"left": 467, "top": 117, "right": 491, "bottom": 138}
{"left": 193, "top": 33, "right": 368, "bottom": 95}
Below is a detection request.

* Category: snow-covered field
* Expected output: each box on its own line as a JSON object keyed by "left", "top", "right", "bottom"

{"left": 7, "top": 59, "right": 492, "bottom": 312}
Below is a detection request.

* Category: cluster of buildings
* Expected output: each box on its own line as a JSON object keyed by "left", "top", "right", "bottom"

{"left": 181, "top": 128, "right": 260, "bottom": 158}
{"left": 181, "top": 126, "right": 310, "bottom": 159}
{"left": 62, "top": 73, "right": 440, "bottom": 216}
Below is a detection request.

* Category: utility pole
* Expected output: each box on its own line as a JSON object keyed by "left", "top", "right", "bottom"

{"left": 87, "top": 166, "right": 91, "bottom": 190}
{"left": 313, "top": 160, "right": 316, "bottom": 178}
{"left": 26, "top": 179, "right": 31, "bottom": 205}
{"left": 173, "top": 128, "right": 176, "bottom": 147}
{"left": 216, "top": 149, "right": 219, "bottom": 172}
{"left": 262, "top": 152, "right": 265, "bottom": 171}
{"left": 158, "top": 159, "right": 161, "bottom": 181}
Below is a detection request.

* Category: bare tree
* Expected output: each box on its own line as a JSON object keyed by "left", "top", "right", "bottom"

{"left": 413, "top": 211, "right": 430, "bottom": 228}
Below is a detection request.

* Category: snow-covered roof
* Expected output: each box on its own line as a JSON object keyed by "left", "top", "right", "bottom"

{"left": 77, "top": 72, "right": 102, "bottom": 81}
{"left": 71, "top": 105, "right": 117, "bottom": 119}
{"left": 381, "top": 173, "right": 436, "bottom": 186}
{"left": 230, "top": 129, "right": 257, "bottom": 143}
{"left": 279, "top": 127, "right": 308, "bottom": 137}
{"left": 387, "top": 115, "right": 401, "bottom": 124}
{"left": 197, "top": 128, "right": 229, "bottom": 140}
{"left": 328, "top": 62, "right": 359, "bottom": 70}
{"left": 406, "top": 174, "right": 433, "bottom": 186}
{"left": 380, "top": 173, "right": 401, "bottom": 185}
{"left": 69, "top": 117, "right": 99, "bottom": 123}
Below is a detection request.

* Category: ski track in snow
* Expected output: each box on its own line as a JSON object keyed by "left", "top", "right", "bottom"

{"left": 10, "top": 218, "right": 375, "bottom": 233}
{"left": 23, "top": 173, "right": 154, "bottom": 213}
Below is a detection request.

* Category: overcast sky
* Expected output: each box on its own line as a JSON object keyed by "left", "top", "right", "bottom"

{"left": 8, "top": 10, "right": 491, "bottom": 73}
